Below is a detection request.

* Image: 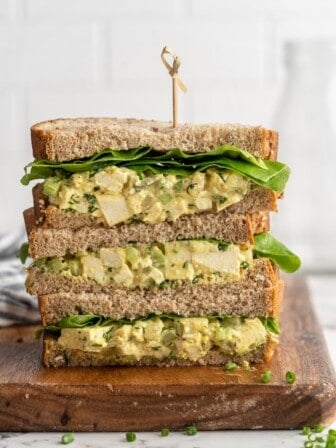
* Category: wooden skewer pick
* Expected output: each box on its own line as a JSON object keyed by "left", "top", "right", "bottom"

{"left": 161, "top": 46, "right": 188, "bottom": 128}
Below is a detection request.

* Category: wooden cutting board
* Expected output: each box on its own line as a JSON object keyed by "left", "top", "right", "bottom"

{"left": 0, "top": 277, "right": 335, "bottom": 431}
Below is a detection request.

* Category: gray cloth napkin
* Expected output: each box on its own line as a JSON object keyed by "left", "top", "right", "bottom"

{"left": 0, "top": 229, "right": 40, "bottom": 326}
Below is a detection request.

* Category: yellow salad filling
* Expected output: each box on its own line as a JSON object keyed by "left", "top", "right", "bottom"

{"left": 58, "top": 315, "right": 269, "bottom": 361}
{"left": 43, "top": 166, "right": 251, "bottom": 226}
{"left": 34, "top": 239, "right": 253, "bottom": 288}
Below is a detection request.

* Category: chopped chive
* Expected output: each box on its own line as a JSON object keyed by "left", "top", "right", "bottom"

{"left": 174, "top": 179, "right": 183, "bottom": 192}
{"left": 285, "top": 371, "right": 297, "bottom": 384}
{"left": 185, "top": 424, "right": 197, "bottom": 436}
{"left": 304, "top": 441, "right": 313, "bottom": 448}
{"left": 161, "top": 427, "right": 170, "bottom": 437}
{"left": 301, "top": 427, "right": 311, "bottom": 436}
{"left": 182, "top": 261, "right": 189, "bottom": 269}
{"left": 187, "top": 183, "right": 196, "bottom": 194}
{"left": 225, "top": 362, "right": 238, "bottom": 371}
{"left": 313, "top": 423, "right": 324, "bottom": 433}
{"left": 61, "top": 432, "right": 74, "bottom": 445}
{"left": 240, "top": 261, "right": 249, "bottom": 269}
{"left": 315, "top": 436, "right": 325, "bottom": 443}
{"left": 192, "top": 275, "right": 202, "bottom": 284}
{"left": 125, "top": 431, "right": 136, "bottom": 442}
{"left": 260, "top": 370, "right": 272, "bottom": 383}
{"left": 218, "top": 242, "right": 228, "bottom": 251}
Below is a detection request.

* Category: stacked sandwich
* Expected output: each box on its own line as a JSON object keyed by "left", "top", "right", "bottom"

{"left": 22, "top": 118, "right": 300, "bottom": 367}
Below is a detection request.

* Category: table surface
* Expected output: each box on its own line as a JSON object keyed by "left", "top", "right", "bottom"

{"left": 1, "top": 274, "right": 335, "bottom": 448}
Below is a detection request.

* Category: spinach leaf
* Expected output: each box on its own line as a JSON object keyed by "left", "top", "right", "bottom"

{"left": 259, "top": 317, "right": 280, "bottom": 334}
{"left": 18, "top": 242, "right": 29, "bottom": 264}
{"left": 21, "top": 145, "right": 290, "bottom": 192}
{"left": 254, "top": 233, "right": 301, "bottom": 273}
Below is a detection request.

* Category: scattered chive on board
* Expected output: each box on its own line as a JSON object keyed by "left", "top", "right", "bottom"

{"left": 260, "top": 370, "right": 272, "bottom": 383}
{"left": 225, "top": 362, "right": 238, "bottom": 371}
{"left": 185, "top": 424, "right": 197, "bottom": 436}
{"left": 125, "top": 431, "right": 136, "bottom": 442}
{"left": 61, "top": 432, "right": 74, "bottom": 445}
{"left": 161, "top": 427, "right": 170, "bottom": 437}
{"left": 285, "top": 370, "right": 297, "bottom": 384}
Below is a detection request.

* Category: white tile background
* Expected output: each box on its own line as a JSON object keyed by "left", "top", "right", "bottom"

{"left": 0, "top": 0, "right": 336, "bottom": 271}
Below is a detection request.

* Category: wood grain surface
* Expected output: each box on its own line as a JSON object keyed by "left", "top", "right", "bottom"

{"left": 0, "top": 276, "right": 335, "bottom": 431}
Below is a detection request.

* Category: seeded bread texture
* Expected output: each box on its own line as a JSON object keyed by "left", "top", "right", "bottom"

{"left": 43, "top": 333, "right": 277, "bottom": 367}
{"left": 31, "top": 118, "right": 278, "bottom": 162}
{"left": 25, "top": 207, "right": 270, "bottom": 258}
{"left": 31, "top": 182, "right": 277, "bottom": 231}
{"left": 39, "top": 277, "right": 283, "bottom": 326}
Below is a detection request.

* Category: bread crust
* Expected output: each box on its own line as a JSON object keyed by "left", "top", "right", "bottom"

{"left": 42, "top": 333, "right": 278, "bottom": 367}
{"left": 31, "top": 118, "right": 278, "bottom": 162}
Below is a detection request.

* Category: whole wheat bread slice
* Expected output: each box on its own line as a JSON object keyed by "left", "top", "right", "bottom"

{"left": 39, "top": 277, "right": 283, "bottom": 326}
{"left": 43, "top": 333, "right": 277, "bottom": 367}
{"left": 31, "top": 118, "right": 278, "bottom": 162}
{"left": 25, "top": 207, "right": 270, "bottom": 258}
{"left": 31, "top": 183, "right": 277, "bottom": 231}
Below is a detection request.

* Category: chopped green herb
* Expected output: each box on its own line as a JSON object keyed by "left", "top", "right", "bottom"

{"left": 18, "top": 242, "right": 29, "bottom": 264}
{"left": 225, "top": 362, "right": 238, "bottom": 371}
{"left": 182, "top": 261, "right": 189, "bottom": 269}
{"left": 240, "top": 261, "right": 249, "bottom": 269}
{"left": 285, "top": 371, "right": 297, "bottom": 384}
{"left": 174, "top": 179, "right": 183, "bottom": 192}
{"left": 93, "top": 186, "right": 100, "bottom": 191}
{"left": 64, "top": 207, "right": 76, "bottom": 213}
{"left": 192, "top": 275, "right": 202, "bottom": 284}
{"left": 159, "top": 280, "right": 172, "bottom": 290}
{"left": 161, "top": 427, "right": 170, "bottom": 437}
{"left": 185, "top": 424, "right": 197, "bottom": 436}
{"left": 301, "top": 427, "right": 311, "bottom": 436}
{"left": 103, "top": 327, "right": 113, "bottom": 342}
{"left": 304, "top": 441, "right": 313, "bottom": 448}
{"left": 212, "top": 195, "right": 227, "bottom": 204}
{"left": 69, "top": 193, "right": 80, "bottom": 204}
{"left": 187, "top": 183, "right": 196, "bottom": 194}
{"left": 151, "top": 346, "right": 161, "bottom": 351}
{"left": 260, "top": 370, "right": 272, "bottom": 383}
{"left": 313, "top": 423, "right": 324, "bottom": 433}
{"left": 125, "top": 431, "right": 136, "bottom": 442}
{"left": 315, "top": 436, "right": 325, "bottom": 443}
{"left": 218, "top": 242, "right": 228, "bottom": 251}
{"left": 61, "top": 432, "right": 74, "bottom": 445}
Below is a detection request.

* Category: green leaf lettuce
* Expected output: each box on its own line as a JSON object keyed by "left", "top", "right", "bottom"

{"left": 21, "top": 145, "right": 290, "bottom": 193}
{"left": 254, "top": 233, "right": 301, "bottom": 273}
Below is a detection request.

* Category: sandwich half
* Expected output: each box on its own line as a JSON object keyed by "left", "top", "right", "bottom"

{"left": 22, "top": 118, "right": 299, "bottom": 367}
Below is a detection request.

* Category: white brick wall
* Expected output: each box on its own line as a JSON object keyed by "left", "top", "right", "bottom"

{"left": 0, "top": 0, "right": 336, "bottom": 271}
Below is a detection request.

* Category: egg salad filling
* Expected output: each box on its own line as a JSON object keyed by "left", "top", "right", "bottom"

{"left": 50, "top": 314, "right": 279, "bottom": 362}
{"left": 33, "top": 239, "right": 253, "bottom": 288}
{"left": 43, "top": 166, "right": 251, "bottom": 226}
